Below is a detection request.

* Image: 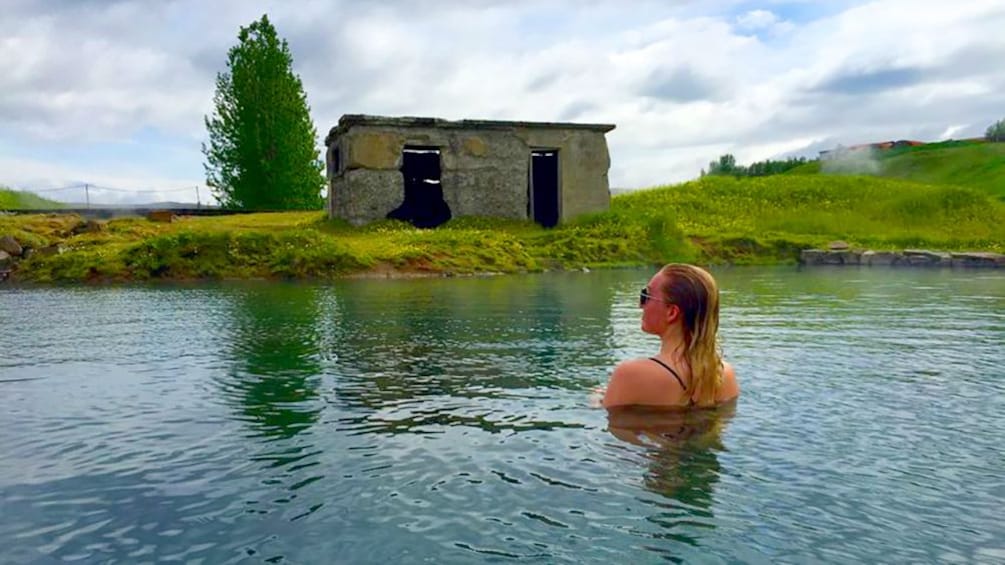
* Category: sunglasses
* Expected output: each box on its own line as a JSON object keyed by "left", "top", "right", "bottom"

{"left": 639, "top": 287, "right": 670, "bottom": 306}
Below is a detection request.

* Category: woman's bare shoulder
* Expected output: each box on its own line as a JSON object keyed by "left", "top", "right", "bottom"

{"left": 723, "top": 361, "right": 736, "bottom": 377}
{"left": 718, "top": 361, "right": 739, "bottom": 402}
{"left": 613, "top": 357, "right": 658, "bottom": 375}
{"left": 602, "top": 358, "right": 661, "bottom": 407}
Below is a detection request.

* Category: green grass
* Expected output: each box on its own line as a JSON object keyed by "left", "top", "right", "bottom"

{"left": 2, "top": 174, "right": 1002, "bottom": 283}
{"left": 877, "top": 142, "right": 1005, "bottom": 199}
{"left": 785, "top": 140, "right": 1005, "bottom": 200}
{"left": 0, "top": 188, "right": 65, "bottom": 210}
{"left": 616, "top": 176, "right": 1004, "bottom": 263}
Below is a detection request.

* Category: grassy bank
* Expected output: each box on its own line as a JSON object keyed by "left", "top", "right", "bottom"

{"left": 2, "top": 175, "right": 1003, "bottom": 283}
{"left": 0, "top": 211, "right": 676, "bottom": 283}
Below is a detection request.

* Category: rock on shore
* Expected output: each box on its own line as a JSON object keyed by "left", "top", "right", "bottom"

{"left": 800, "top": 243, "right": 1004, "bottom": 268}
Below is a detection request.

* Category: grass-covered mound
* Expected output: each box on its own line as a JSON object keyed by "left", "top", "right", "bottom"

{"left": 879, "top": 142, "right": 1005, "bottom": 199}
{"left": 615, "top": 175, "right": 1004, "bottom": 263}
{"left": 0, "top": 188, "right": 65, "bottom": 210}
{"left": 2, "top": 174, "right": 1002, "bottom": 283}
{"left": 787, "top": 140, "right": 1005, "bottom": 199}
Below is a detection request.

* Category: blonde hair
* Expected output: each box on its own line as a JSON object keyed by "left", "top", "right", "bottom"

{"left": 658, "top": 264, "right": 723, "bottom": 407}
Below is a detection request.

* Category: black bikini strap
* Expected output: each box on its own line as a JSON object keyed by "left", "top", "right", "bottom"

{"left": 648, "top": 357, "right": 687, "bottom": 391}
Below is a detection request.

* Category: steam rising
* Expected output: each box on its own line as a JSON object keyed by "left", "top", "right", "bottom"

{"left": 821, "top": 147, "right": 882, "bottom": 175}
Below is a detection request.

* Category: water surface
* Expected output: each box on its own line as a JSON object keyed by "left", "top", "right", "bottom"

{"left": 1, "top": 268, "right": 1003, "bottom": 563}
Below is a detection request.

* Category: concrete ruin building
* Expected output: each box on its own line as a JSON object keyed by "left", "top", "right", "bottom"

{"left": 324, "top": 115, "right": 616, "bottom": 228}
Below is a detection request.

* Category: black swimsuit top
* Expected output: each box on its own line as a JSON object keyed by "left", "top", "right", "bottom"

{"left": 648, "top": 357, "right": 687, "bottom": 391}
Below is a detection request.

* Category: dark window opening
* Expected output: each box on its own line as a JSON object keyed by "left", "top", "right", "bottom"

{"left": 387, "top": 147, "right": 451, "bottom": 228}
{"left": 529, "top": 149, "right": 559, "bottom": 228}
{"left": 331, "top": 145, "right": 341, "bottom": 176}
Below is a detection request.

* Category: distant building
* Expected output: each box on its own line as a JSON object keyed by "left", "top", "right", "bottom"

{"left": 819, "top": 139, "right": 925, "bottom": 161}
{"left": 324, "top": 115, "right": 615, "bottom": 228}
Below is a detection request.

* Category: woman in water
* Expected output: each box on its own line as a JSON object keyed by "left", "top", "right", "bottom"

{"left": 602, "top": 263, "right": 739, "bottom": 409}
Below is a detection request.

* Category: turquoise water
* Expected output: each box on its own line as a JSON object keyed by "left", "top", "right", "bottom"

{"left": 1, "top": 268, "right": 1003, "bottom": 563}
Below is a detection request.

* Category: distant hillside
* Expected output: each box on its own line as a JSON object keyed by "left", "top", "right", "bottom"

{"left": 59, "top": 201, "right": 217, "bottom": 210}
{"left": 0, "top": 188, "right": 65, "bottom": 210}
{"left": 787, "top": 140, "right": 1005, "bottom": 199}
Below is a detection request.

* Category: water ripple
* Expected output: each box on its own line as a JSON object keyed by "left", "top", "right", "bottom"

{"left": 1, "top": 269, "right": 1003, "bottom": 562}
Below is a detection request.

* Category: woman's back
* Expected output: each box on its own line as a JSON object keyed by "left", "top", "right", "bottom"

{"left": 601, "top": 357, "right": 737, "bottom": 409}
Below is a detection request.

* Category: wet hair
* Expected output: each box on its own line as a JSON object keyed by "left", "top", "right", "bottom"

{"left": 658, "top": 263, "right": 723, "bottom": 407}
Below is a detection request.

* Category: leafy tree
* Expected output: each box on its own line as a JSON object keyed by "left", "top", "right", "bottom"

{"left": 203, "top": 14, "right": 324, "bottom": 210}
{"left": 745, "top": 156, "right": 807, "bottom": 176}
{"left": 707, "top": 154, "right": 738, "bottom": 176}
{"left": 705, "top": 154, "right": 808, "bottom": 178}
{"left": 987, "top": 118, "right": 1005, "bottom": 142}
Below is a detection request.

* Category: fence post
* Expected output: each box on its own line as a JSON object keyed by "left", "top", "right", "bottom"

{"left": 84, "top": 184, "right": 90, "bottom": 209}
{"left": 196, "top": 186, "right": 201, "bottom": 209}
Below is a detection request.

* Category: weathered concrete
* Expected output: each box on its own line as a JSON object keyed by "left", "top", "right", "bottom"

{"left": 331, "top": 169, "right": 405, "bottom": 225}
{"left": 325, "top": 115, "right": 615, "bottom": 226}
{"left": 346, "top": 131, "right": 403, "bottom": 170}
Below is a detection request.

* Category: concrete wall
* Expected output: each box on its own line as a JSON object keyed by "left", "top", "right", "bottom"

{"left": 326, "top": 118, "right": 613, "bottom": 226}
{"left": 516, "top": 127, "right": 611, "bottom": 221}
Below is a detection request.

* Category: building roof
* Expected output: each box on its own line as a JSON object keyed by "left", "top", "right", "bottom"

{"left": 820, "top": 139, "right": 927, "bottom": 155}
{"left": 326, "top": 114, "right": 616, "bottom": 144}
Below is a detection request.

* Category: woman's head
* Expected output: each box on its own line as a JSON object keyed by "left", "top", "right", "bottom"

{"left": 643, "top": 263, "right": 723, "bottom": 406}
{"left": 641, "top": 264, "right": 719, "bottom": 336}
{"left": 658, "top": 264, "right": 719, "bottom": 340}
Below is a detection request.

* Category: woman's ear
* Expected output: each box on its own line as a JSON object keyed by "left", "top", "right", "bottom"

{"left": 666, "top": 303, "right": 680, "bottom": 324}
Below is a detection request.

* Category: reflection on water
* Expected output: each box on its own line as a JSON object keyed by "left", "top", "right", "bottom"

{"left": 221, "top": 285, "right": 323, "bottom": 439}
{"left": 607, "top": 405, "right": 735, "bottom": 552}
{"left": 215, "top": 285, "right": 329, "bottom": 525}
{"left": 1, "top": 268, "right": 1003, "bottom": 563}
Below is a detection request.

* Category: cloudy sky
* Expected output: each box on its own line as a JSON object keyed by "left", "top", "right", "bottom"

{"left": 2, "top": 0, "right": 1004, "bottom": 205}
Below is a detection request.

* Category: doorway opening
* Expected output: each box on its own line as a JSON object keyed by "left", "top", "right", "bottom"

{"left": 387, "top": 146, "right": 451, "bottom": 228}
{"left": 529, "top": 149, "right": 559, "bottom": 227}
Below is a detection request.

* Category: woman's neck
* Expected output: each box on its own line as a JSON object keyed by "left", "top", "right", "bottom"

{"left": 658, "top": 325, "right": 687, "bottom": 360}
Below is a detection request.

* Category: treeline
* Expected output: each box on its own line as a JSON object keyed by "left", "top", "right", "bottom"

{"left": 987, "top": 118, "right": 1005, "bottom": 142}
{"left": 701, "top": 154, "right": 810, "bottom": 178}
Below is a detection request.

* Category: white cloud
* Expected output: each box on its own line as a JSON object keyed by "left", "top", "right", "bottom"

{"left": 1, "top": 0, "right": 1004, "bottom": 203}
{"left": 735, "top": 8, "right": 795, "bottom": 35}
{"left": 737, "top": 9, "right": 780, "bottom": 30}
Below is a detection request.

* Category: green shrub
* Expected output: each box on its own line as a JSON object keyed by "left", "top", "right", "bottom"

{"left": 268, "top": 235, "right": 372, "bottom": 277}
